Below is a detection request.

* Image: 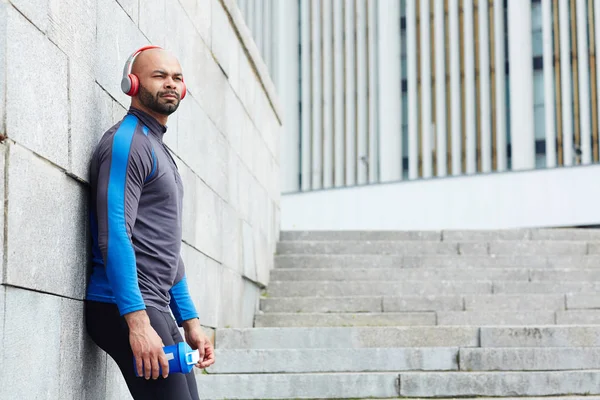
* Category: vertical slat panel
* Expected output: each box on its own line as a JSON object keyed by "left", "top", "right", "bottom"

{"left": 377, "top": 0, "right": 403, "bottom": 182}
{"left": 367, "top": 0, "right": 378, "bottom": 183}
{"left": 407, "top": 0, "right": 419, "bottom": 179}
{"left": 254, "top": 0, "right": 263, "bottom": 52}
{"left": 311, "top": 0, "right": 323, "bottom": 188}
{"left": 264, "top": 0, "right": 272, "bottom": 74}
{"left": 420, "top": 0, "right": 433, "bottom": 178}
{"left": 322, "top": 0, "right": 334, "bottom": 188}
{"left": 559, "top": 0, "right": 574, "bottom": 166}
{"left": 449, "top": 0, "right": 462, "bottom": 176}
{"left": 494, "top": 0, "right": 507, "bottom": 171}
{"left": 543, "top": 0, "right": 557, "bottom": 168}
{"left": 464, "top": 0, "right": 477, "bottom": 174}
{"left": 576, "top": 0, "right": 592, "bottom": 164}
{"left": 356, "top": 0, "right": 369, "bottom": 184}
{"left": 570, "top": 0, "right": 581, "bottom": 164}
{"left": 479, "top": 0, "right": 492, "bottom": 172}
{"left": 345, "top": 0, "right": 357, "bottom": 185}
{"left": 247, "top": 0, "right": 255, "bottom": 35}
{"left": 589, "top": 0, "right": 599, "bottom": 162}
{"left": 554, "top": 0, "right": 564, "bottom": 166}
{"left": 238, "top": 0, "right": 248, "bottom": 21}
{"left": 301, "top": 0, "right": 312, "bottom": 190}
{"left": 435, "top": 0, "right": 447, "bottom": 177}
{"left": 334, "top": 0, "right": 345, "bottom": 186}
{"left": 595, "top": 0, "right": 600, "bottom": 163}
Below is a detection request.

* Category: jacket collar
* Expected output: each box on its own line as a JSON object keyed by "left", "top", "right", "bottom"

{"left": 128, "top": 107, "right": 168, "bottom": 140}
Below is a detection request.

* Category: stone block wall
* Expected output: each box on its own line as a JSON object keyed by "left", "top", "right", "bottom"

{"left": 0, "top": 0, "right": 281, "bottom": 398}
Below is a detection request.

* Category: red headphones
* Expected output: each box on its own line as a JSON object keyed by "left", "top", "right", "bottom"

{"left": 120, "top": 45, "right": 187, "bottom": 100}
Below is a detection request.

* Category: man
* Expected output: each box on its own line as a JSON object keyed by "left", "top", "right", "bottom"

{"left": 85, "top": 45, "right": 215, "bottom": 400}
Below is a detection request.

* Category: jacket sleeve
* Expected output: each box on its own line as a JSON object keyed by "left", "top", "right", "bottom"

{"left": 169, "top": 254, "right": 199, "bottom": 326}
{"left": 96, "top": 118, "right": 156, "bottom": 316}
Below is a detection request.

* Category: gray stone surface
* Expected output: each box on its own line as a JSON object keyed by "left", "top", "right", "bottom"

{"left": 460, "top": 347, "right": 600, "bottom": 371}
{"left": 10, "top": 0, "right": 48, "bottom": 32}
{"left": 531, "top": 228, "right": 600, "bottom": 240}
{"left": 493, "top": 281, "right": 600, "bottom": 294}
{"left": 105, "top": 356, "right": 133, "bottom": 400}
{"left": 179, "top": 0, "right": 212, "bottom": 46}
{"left": 458, "top": 242, "right": 489, "bottom": 255}
{"left": 567, "top": 294, "right": 600, "bottom": 309}
{"left": 404, "top": 255, "right": 551, "bottom": 268}
{"left": 276, "top": 240, "right": 459, "bottom": 255}
{"left": 6, "top": 145, "right": 88, "bottom": 299}
{"left": 182, "top": 243, "right": 221, "bottom": 328}
{"left": 464, "top": 294, "right": 566, "bottom": 311}
{"left": 138, "top": 0, "right": 167, "bottom": 46}
{"left": 399, "top": 371, "right": 600, "bottom": 396}
{"left": 7, "top": 7, "right": 68, "bottom": 168}
{"left": 280, "top": 230, "right": 442, "bottom": 241}
{"left": 267, "top": 280, "right": 492, "bottom": 297}
{"left": 215, "top": 326, "right": 480, "bottom": 349}
{"left": 261, "top": 296, "right": 383, "bottom": 313}
{"left": 221, "top": 204, "right": 242, "bottom": 274}
{"left": 208, "top": 347, "right": 459, "bottom": 373}
{"left": 480, "top": 326, "right": 600, "bottom": 347}
{"left": 531, "top": 268, "right": 600, "bottom": 281}
{"left": 1, "top": 288, "right": 62, "bottom": 399}
{"left": 211, "top": 0, "right": 235, "bottom": 78}
{"left": 195, "top": 372, "right": 400, "bottom": 399}
{"left": 547, "top": 255, "right": 600, "bottom": 268}
{"left": 241, "top": 220, "right": 257, "bottom": 281}
{"left": 241, "top": 278, "right": 259, "bottom": 327}
{"left": 116, "top": 0, "right": 139, "bottom": 23}
{"left": 274, "top": 254, "right": 408, "bottom": 269}
{"left": 384, "top": 295, "right": 464, "bottom": 312}
{"left": 585, "top": 243, "right": 600, "bottom": 254}
{"left": 556, "top": 310, "right": 600, "bottom": 324}
{"left": 270, "top": 267, "right": 529, "bottom": 281}
{"left": 219, "top": 266, "right": 244, "bottom": 328}
{"left": 489, "top": 241, "right": 588, "bottom": 255}
{"left": 254, "top": 312, "right": 436, "bottom": 327}
{"left": 442, "top": 230, "right": 531, "bottom": 241}
{"left": 437, "top": 311, "right": 556, "bottom": 326}
{"left": 0, "top": 285, "right": 4, "bottom": 376}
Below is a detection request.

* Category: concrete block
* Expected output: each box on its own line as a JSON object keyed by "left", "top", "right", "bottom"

{"left": 548, "top": 255, "right": 600, "bottom": 268}
{"left": 95, "top": 0, "right": 147, "bottom": 106}
{"left": 215, "top": 326, "right": 480, "bottom": 349}
{"left": 138, "top": 0, "right": 166, "bottom": 46}
{"left": 490, "top": 241, "right": 588, "bottom": 255}
{"left": 255, "top": 312, "right": 436, "bottom": 327}
{"left": 531, "top": 228, "right": 600, "bottom": 240}
{"left": 208, "top": 347, "right": 459, "bottom": 374}
{"left": 0, "top": 285, "right": 4, "bottom": 378}
{"left": 261, "top": 296, "right": 383, "bottom": 313}
{"left": 267, "top": 280, "right": 492, "bottom": 297}
{"left": 280, "top": 230, "right": 442, "bottom": 241}
{"left": 69, "top": 78, "right": 114, "bottom": 181}
{"left": 116, "top": 0, "right": 138, "bottom": 23}
{"left": 224, "top": 91, "right": 244, "bottom": 157}
{"left": 237, "top": 164, "right": 253, "bottom": 222}
{"left": 458, "top": 242, "right": 489, "bottom": 255}
{"left": 399, "top": 371, "right": 600, "bottom": 396}
{"left": 460, "top": 347, "right": 600, "bottom": 371}
{"left": 465, "top": 294, "right": 566, "bottom": 311}
{"left": 164, "top": 0, "right": 199, "bottom": 86}
{"left": 105, "top": 356, "right": 133, "bottom": 400}
{"left": 221, "top": 204, "right": 242, "bottom": 274}
{"left": 6, "top": 145, "right": 88, "bottom": 299}
{"left": 254, "top": 230, "right": 271, "bottom": 286}
{"left": 437, "top": 311, "right": 556, "bottom": 326}
{"left": 181, "top": 243, "right": 221, "bottom": 328}
{"left": 493, "top": 281, "right": 599, "bottom": 294}
{"left": 1, "top": 288, "right": 61, "bottom": 399}
{"left": 443, "top": 230, "right": 531, "bottom": 241}
{"left": 532, "top": 268, "right": 600, "bottom": 281}
{"left": 179, "top": 0, "right": 212, "bottom": 46}
{"left": 10, "top": 0, "right": 48, "bottom": 32}
{"left": 227, "top": 40, "right": 242, "bottom": 99}
{"left": 237, "top": 47, "right": 259, "bottom": 125}
{"left": 384, "top": 295, "right": 463, "bottom": 312}
{"left": 275, "top": 254, "right": 405, "bottom": 269}
{"left": 227, "top": 151, "right": 241, "bottom": 211}
{"left": 480, "top": 326, "right": 600, "bottom": 347}
{"left": 241, "top": 221, "right": 257, "bottom": 281}
{"left": 567, "top": 294, "right": 600, "bottom": 309}
{"left": 270, "top": 267, "right": 529, "bottom": 282}
{"left": 241, "top": 279, "right": 259, "bottom": 327}
{"left": 7, "top": 8, "right": 68, "bottom": 168}
{"left": 404, "top": 255, "right": 550, "bottom": 268}
{"left": 276, "top": 241, "right": 459, "bottom": 255}
{"left": 219, "top": 267, "right": 243, "bottom": 328}
{"left": 47, "top": 0, "right": 96, "bottom": 74}
{"left": 211, "top": 0, "right": 235, "bottom": 78}
{"left": 556, "top": 310, "right": 600, "bottom": 324}
{"left": 195, "top": 372, "right": 400, "bottom": 399}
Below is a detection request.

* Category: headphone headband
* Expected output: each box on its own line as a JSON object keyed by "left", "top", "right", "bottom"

{"left": 122, "top": 45, "right": 163, "bottom": 79}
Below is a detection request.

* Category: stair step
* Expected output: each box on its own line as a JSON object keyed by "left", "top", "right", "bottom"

{"left": 481, "top": 326, "right": 600, "bottom": 347}
{"left": 398, "top": 371, "right": 600, "bottom": 396}
{"left": 275, "top": 254, "right": 600, "bottom": 269}
{"left": 215, "top": 326, "right": 480, "bottom": 349}
{"left": 493, "top": 281, "right": 600, "bottom": 294}
{"left": 255, "top": 312, "right": 436, "bottom": 327}
{"left": 195, "top": 372, "right": 400, "bottom": 399}
{"left": 270, "top": 267, "right": 530, "bottom": 281}
{"left": 208, "top": 347, "right": 459, "bottom": 373}
{"left": 276, "top": 240, "right": 589, "bottom": 256}
{"left": 460, "top": 347, "right": 600, "bottom": 371}
{"left": 437, "top": 311, "right": 556, "bottom": 326}
{"left": 281, "top": 230, "right": 442, "bottom": 241}
{"left": 267, "top": 280, "right": 493, "bottom": 297}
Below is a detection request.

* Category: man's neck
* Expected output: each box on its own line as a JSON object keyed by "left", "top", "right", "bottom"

{"left": 130, "top": 101, "right": 169, "bottom": 126}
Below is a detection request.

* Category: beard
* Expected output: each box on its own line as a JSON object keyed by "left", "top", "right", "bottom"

{"left": 138, "top": 84, "right": 180, "bottom": 115}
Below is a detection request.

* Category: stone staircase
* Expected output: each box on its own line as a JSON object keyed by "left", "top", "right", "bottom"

{"left": 198, "top": 229, "right": 600, "bottom": 399}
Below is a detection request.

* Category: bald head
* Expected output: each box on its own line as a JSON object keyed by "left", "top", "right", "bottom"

{"left": 130, "top": 48, "right": 185, "bottom": 118}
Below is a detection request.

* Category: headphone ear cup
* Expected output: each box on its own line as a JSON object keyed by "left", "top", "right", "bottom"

{"left": 180, "top": 82, "right": 187, "bottom": 100}
{"left": 128, "top": 74, "right": 140, "bottom": 96}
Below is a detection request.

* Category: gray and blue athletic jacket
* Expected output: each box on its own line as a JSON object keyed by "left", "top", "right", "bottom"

{"left": 86, "top": 107, "right": 198, "bottom": 326}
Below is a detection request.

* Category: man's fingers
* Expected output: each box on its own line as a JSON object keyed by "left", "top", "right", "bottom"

{"left": 199, "top": 344, "right": 215, "bottom": 368}
{"left": 151, "top": 353, "right": 160, "bottom": 380}
{"left": 143, "top": 354, "right": 152, "bottom": 380}
{"left": 159, "top": 352, "right": 169, "bottom": 379}
{"left": 197, "top": 339, "right": 206, "bottom": 360}
{"left": 136, "top": 355, "right": 144, "bottom": 377}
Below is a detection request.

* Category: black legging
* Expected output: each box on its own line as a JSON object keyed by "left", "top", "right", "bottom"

{"left": 85, "top": 300, "right": 200, "bottom": 400}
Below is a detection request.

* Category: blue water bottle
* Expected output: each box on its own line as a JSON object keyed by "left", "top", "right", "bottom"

{"left": 134, "top": 342, "right": 200, "bottom": 377}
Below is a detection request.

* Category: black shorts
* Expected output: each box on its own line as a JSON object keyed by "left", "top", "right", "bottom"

{"left": 85, "top": 300, "right": 200, "bottom": 400}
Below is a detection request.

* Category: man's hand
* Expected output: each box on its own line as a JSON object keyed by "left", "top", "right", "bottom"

{"left": 125, "top": 310, "right": 170, "bottom": 380}
{"left": 182, "top": 318, "right": 215, "bottom": 369}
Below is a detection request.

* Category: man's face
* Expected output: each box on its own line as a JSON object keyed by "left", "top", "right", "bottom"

{"left": 133, "top": 50, "right": 184, "bottom": 116}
